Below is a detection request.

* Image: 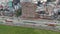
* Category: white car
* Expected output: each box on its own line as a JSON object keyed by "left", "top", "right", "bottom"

{"left": 5, "top": 18, "right": 13, "bottom": 22}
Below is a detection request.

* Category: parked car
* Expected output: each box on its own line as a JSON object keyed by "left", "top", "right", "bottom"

{"left": 5, "top": 18, "right": 13, "bottom": 22}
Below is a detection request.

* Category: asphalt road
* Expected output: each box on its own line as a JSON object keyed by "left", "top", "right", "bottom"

{"left": 0, "top": 16, "right": 60, "bottom": 31}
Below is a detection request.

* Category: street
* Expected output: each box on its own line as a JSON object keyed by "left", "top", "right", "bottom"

{"left": 0, "top": 16, "right": 60, "bottom": 31}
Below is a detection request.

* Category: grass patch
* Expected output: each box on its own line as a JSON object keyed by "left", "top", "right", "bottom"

{"left": 0, "top": 25, "right": 60, "bottom": 34}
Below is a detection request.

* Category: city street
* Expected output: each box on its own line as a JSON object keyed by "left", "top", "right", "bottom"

{"left": 0, "top": 16, "right": 60, "bottom": 31}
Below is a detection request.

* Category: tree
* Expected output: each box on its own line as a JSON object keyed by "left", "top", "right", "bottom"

{"left": 15, "top": 8, "right": 22, "bottom": 21}
{"left": 15, "top": 8, "right": 22, "bottom": 17}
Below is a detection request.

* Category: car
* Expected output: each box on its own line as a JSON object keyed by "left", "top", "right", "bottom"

{"left": 5, "top": 18, "right": 13, "bottom": 22}
{"left": 45, "top": 22, "right": 57, "bottom": 26}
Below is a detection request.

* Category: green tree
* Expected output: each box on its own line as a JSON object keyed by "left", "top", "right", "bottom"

{"left": 15, "top": 8, "right": 22, "bottom": 17}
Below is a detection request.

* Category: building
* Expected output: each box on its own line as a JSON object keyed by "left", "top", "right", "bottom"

{"left": 0, "top": 0, "right": 21, "bottom": 16}
{"left": 21, "top": 0, "right": 60, "bottom": 19}
{"left": 20, "top": 0, "right": 49, "bottom": 18}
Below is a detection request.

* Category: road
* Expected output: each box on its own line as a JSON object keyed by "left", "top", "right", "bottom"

{"left": 0, "top": 16, "right": 60, "bottom": 31}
